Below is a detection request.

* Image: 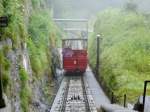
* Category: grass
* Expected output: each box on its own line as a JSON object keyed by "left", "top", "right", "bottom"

{"left": 89, "top": 8, "right": 150, "bottom": 103}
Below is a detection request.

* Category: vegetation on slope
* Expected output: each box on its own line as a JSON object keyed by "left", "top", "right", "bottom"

{"left": 19, "top": 67, "right": 31, "bottom": 112}
{"left": 89, "top": 8, "right": 150, "bottom": 103}
{"left": 2, "top": 0, "right": 27, "bottom": 48}
{"left": 28, "top": 8, "right": 61, "bottom": 78}
{"left": 0, "top": 0, "right": 27, "bottom": 94}
{"left": 0, "top": 50, "right": 10, "bottom": 92}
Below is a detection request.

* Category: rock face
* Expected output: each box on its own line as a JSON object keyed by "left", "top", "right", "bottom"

{"left": 0, "top": 37, "right": 55, "bottom": 111}
{"left": 0, "top": 39, "right": 21, "bottom": 112}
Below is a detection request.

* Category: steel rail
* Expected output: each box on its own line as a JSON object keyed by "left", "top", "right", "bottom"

{"left": 81, "top": 76, "right": 91, "bottom": 112}
{"left": 51, "top": 76, "right": 94, "bottom": 112}
{"left": 60, "top": 77, "right": 70, "bottom": 112}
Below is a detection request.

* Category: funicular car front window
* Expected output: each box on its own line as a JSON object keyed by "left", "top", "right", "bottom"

{"left": 63, "top": 40, "right": 87, "bottom": 50}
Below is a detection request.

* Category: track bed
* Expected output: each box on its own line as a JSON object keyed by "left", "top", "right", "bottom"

{"left": 50, "top": 76, "right": 97, "bottom": 112}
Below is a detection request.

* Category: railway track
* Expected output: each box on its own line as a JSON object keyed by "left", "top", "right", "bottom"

{"left": 50, "top": 76, "right": 97, "bottom": 112}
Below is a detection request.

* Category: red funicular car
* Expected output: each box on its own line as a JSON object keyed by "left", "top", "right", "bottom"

{"left": 62, "top": 38, "right": 88, "bottom": 75}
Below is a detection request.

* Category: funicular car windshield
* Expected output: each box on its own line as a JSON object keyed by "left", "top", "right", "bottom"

{"left": 62, "top": 38, "right": 87, "bottom": 50}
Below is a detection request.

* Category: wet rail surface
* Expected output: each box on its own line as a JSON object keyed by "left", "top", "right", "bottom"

{"left": 50, "top": 76, "right": 97, "bottom": 112}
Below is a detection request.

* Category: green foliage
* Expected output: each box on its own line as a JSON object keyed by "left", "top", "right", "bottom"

{"left": 0, "top": 0, "right": 4, "bottom": 14}
{"left": 2, "top": 0, "right": 27, "bottom": 48}
{"left": 27, "top": 9, "right": 61, "bottom": 77}
{"left": 19, "top": 67, "right": 28, "bottom": 85}
{"left": 0, "top": 50, "right": 10, "bottom": 92}
{"left": 31, "top": 0, "right": 41, "bottom": 8}
{"left": 89, "top": 8, "right": 150, "bottom": 103}
{"left": 27, "top": 38, "right": 43, "bottom": 76}
{"left": 3, "top": 45, "right": 11, "bottom": 55}
{"left": 124, "top": 1, "right": 138, "bottom": 12}
{"left": 19, "top": 67, "right": 31, "bottom": 112}
{"left": 29, "top": 11, "right": 51, "bottom": 43}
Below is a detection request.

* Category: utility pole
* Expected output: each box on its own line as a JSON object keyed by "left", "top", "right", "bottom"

{"left": 96, "top": 34, "right": 100, "bottom": 76}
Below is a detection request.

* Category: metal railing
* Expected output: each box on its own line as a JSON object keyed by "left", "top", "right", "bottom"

{"left": 110, "top": 80, "right": 150, "bottom": 112}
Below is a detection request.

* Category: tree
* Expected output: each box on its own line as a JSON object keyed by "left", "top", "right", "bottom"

{"left": 125, "top": 1, "right": 138, "bottom": 12}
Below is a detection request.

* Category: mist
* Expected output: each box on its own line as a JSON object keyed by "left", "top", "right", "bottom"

{"left": 53, "top": 0, "right": 150, "bottom": 19}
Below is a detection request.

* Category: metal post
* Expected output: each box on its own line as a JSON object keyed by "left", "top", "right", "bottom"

{"left": 96, "top": 35, "right": 100, "bottom": 76}
{"left": 124, "top": 94, "right": 127, "bottom": 107}
{"left": 86, "top": 21, "right": 88, "bottom": 39}
{"left": 142, "top": 80, "right": 150, "bottom": 112}
{"left": 0, "top": 64, "right": 3, "bottom": 98}
{"left": 143, "top": 81, "right": 147, "bottom": 112}
{"left": 0, "top": 64, "right": 5, "bottom": 108}
{"left": 87, "top": 22, "right": 89, "bottom": 50}
{"left": 111, "top": 92, "right": 114, "bottom": 104}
